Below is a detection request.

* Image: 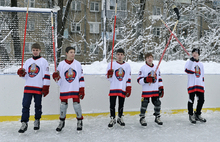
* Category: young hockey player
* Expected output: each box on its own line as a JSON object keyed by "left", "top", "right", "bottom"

{"left": 137, "top": 53, "right": 164, "bottom": 126}
{"left": 17, "top": 43, "right": 50, "bottom": 133}
{"left": 106, "top": 48, "right": 132, "bottom": 128}
{"left": 52, "top": 46, "right": 85, "bottom": 132}
{"left": 185, "top": 48, "right": 206, "bottom": 124}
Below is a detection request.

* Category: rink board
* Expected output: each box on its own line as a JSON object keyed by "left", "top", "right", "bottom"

{"left": 0, "top": 74, "right": 220, "bottom": 122}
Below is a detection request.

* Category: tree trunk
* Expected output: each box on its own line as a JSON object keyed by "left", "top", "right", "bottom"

{"left": 10, "top": 0, "right": 21, "bottom": 60}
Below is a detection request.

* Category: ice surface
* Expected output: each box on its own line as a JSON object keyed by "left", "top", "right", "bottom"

{"left": 0, "top": 111, "right": 219, "bottom": 142}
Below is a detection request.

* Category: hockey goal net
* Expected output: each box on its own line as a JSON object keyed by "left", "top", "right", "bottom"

{"left": 0, "top": 6, "right": 58, "bottom": 74}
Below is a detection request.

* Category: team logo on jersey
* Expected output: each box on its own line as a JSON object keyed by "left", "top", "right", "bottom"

{"left": 194, "top": 65, "right": 201, "bottom": 78}
{"left": 148, "top": 70, "right": 157, "bottom": 83}
{"left": 115, "top": 67, "right": 125, "bottom": 81}
{"left": 64, "top": 68, "right": 77, "bottom": 83}
{"left": 28, "top": 63, "right": 40, "bottom": 78}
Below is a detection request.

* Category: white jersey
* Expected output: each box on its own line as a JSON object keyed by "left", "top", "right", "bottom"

{"left": 22, "top": 57, "right": 50, "bottom": 95}
{"left": 185, "top": 59, "right": 205, "bottom": 94}
{"left": 106, "top": 61, "right": 131, "bottom": 98}
{"left": 137, "top": 63, "right": 163, "bottom": 98}
{"left": 57, "top": 59, "right": 85, "bottom": 100}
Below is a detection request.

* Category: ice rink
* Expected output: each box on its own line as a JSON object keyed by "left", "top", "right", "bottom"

{"left": 0, "top": 111, "right": 219, "bottom": 142}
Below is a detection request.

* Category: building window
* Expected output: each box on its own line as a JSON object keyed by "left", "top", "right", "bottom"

{"left": 24, "top": 42, "right": 34, "bottom": 53}
{"left": 72, "top": 1, "right": 81, "bottom": 11}
{"left": 0, "top": 0, "right": 10, "bottom": 6}
{"left": 27, "top": 20, "right": 35, "bottom": 31}
{"left": 71, "top": 22, "right": 81, "bottom": 32}
{"left": 90, "top": 2, "right": 99, "bottom": 12}
{"left": 90, "top": 44, "right": 99, "bottom": 54}
{"left": 153, "top": 6, "right": 161, "bottom": 15}
{"left": 110, "top": 0, "right": 127, "bottom": 11}
{"left": 71, "top": 44, "right": 81, "bottom": 55}
{"left": 89, "top": 22, "right": 100, "bottom": 34}
{"left": 153, "top": 27, "right": 160, "bottom": 36}
{"left": 24, "top": 0, "right": 35, "bottom": 7}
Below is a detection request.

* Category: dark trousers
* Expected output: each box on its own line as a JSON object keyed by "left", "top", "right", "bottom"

{"left": 21, "top": 93, "right": 42, "bottom": 122}
{"left": 188, "top": 92, "right": 205, "bottom": 115}
{"left": 110, "top": 96, "right": 125, "bottom": 118}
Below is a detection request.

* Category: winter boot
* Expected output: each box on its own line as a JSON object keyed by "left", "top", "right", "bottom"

{"left": 56, "top": 120, "right": 65, "bottom": 132}
{"left": 155, "top": 115, "right": 163, "bottom": 125}
{"left": 34, "top": 119, "right": 40, "bottom": 130}
{"left": 108, "top": 117, "right": 116, "bottom": 128}
{"left": 139, "top": 116, "right": 147, "bottom": 126}
{"left": 77, "top": 119, "right": 83, "bottom": 131}
{"left": 194, "top": 112, "right": 206, "bottom": 122}
{"left": 18, "top": 122, "right": 28, "bottom": 133}
{"left": 117, "top": 116, "right": 125, "bottom": 126}
{"left": 189, "top": 114, "right": 196, "bottom": 124}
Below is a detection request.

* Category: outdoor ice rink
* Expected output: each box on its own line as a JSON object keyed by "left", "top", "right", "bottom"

{"left": 0, "top": 111, "right": 219, "bottom": 142}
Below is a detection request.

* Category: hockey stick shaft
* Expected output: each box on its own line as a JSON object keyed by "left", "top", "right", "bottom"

{"left": 154, "top": 20, "right": 179, "bottom": 76}
{"left": 160, "top": 18, "right": 190, "bottom": 56}
{"left": 21, "top": 0, "right": 29, "bottom": 68}
{"left": 110, "top": 0, "right": 117, "bottom": 70}
{"left": 51, "top": 11, "right": 57, "bottom": 71}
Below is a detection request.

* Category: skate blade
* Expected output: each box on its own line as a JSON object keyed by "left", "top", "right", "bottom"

{"left": 77, "top": 130, "right": 82, "bottom": 133}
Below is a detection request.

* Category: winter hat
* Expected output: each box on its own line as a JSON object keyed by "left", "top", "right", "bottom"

{"left": 192, "top": 48, "right": 200, "bottom": 55}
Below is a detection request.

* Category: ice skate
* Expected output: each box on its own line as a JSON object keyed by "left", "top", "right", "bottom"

{"left": 139, "top": 116, "right": 147, "bottom": 126}
{"left": 34, "top": 119, "right": 40, "bottom": 131}
{"left": 56, "top": 120, "right": 65, "bottom": 132}
{"left": 108, "top": 117, "right": 116, "bottom": 128}
{"left": 194, "top": 112, "right": 206, "bottom": 122}
{"left": 117, "top": 116, "right": 125, "bottom": 127}
{"left": 189, "top": 114, "right": 196, "bottom": 124}
{"left": 155, "top": 115, "right": 163, "bottom": 125}
{"left": 18, "top": 122, "right": 28, "bottom": 133}
{"left": 77, "top": 119, "right": 83, "bottom": 131}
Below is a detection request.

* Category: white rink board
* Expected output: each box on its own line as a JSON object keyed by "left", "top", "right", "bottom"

{"left": 0, "top": 74, "right": 220, "bottom": 116}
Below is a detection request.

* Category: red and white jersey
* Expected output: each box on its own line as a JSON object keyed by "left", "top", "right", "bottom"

{"left": 22, "top": 57, "right": 50, "bottom": 95}
{"left": 106, "top": 61, "right": 131, "bottom": 98}
{"left": 137, "top": 63, "right": 163, "bottom": 98}
{"left": 57, "top": 59, "right": 85, "bottom": 100}
{"left": 185, "top": 60, "right": 205, "bottom": 93}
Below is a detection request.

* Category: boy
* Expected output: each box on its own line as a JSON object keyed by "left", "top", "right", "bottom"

{"left": 52, "top": 46, "right": 85, "bottom": 132}
{"left": 17, "top": 43, "right": 50, "bottom": 133}
{"left": 137, "top": 53, "right": 164, "bottom": 126}
{"left": 185, "top": 48, "right": 206, "bottom": 124}
{"left": 106, "top": 48, "right": 131, "bottom": 128}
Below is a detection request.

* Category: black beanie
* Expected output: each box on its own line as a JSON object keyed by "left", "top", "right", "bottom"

{"left": 192, "top": 48, "right": 200, "bottom": 55}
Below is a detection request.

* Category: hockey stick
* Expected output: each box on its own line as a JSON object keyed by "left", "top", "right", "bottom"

{"left": 51, "top": 11, "right": 57, "bottom": 71}
{"left": 110, "top": 0, "right": 118, "bottom": 70}
{"left": 21, "top": 0, "right": 29, "bottom": 68}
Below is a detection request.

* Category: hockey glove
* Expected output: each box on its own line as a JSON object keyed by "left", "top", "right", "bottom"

{"left": 52, "top": 71, "right": 61, "bottom": 82}
{"left": 42, "top": 85, "right": 50, "bottom": 97}
{"left": 159, "top": 86, "right": 164, "bottom": 98}
{"left": 17, "top": 68, "right": 26, "bottom": 77}
{"left": 79, "top": 87, "right": 85, "bottom": 99}
{"left": 144, "top": 76, "right": 155, "bottom": 83}
{"left": 126, "top": 86, "right": 131, "bottom": 97}
{"left": 107, "top": 69, "right": 114, "bottom": 78}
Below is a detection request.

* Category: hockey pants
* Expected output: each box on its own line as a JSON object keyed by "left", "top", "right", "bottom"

{"left": 188, "top": 92, "right": 205, "bottom": 115}
{"left": 109, "top": 96, "right": 125, "bottom": 118}
{"left": 140, "top": 96, "right": 161, "bottom": 117}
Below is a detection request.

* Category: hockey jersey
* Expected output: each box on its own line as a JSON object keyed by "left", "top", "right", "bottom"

{"left": 106, "top": 61, "right": 131, "bottom": 98}
{"left": 22, "top": 57, "right": 50, "bottom": 95}
{"left": 185, "top": 59, "right": 205, "bottom": 94}
{"left": 57, "top": 59, "right": 85, "bottom": 100}
{"left": 137, "top": 63, "right": 163, "bottom": 98}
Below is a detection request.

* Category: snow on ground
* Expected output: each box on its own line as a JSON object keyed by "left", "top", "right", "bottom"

{"left": 0, "top": 111, "right": 220, "bottom": 142}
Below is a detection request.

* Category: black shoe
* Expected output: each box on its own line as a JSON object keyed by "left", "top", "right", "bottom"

{"left": 56, "top": 120, "right": 65, "bottom": 132}
{"left": 139, "top": 116, "right": 147, "bottom": 126}
{"left": 34, "top": 119, "right": 40, "bottom": 130}
{"left": 189, "top": 114, "right": 196, "bottom": 124}
{"left": 77, "top": 119, "right": 83, "bottom": 131}
{"left": 117, "top": 117, "right": 125, "bottom": 126}
{"left": 155, "top": 115, "right": 163, "bottom": 125}
{"left": 18, "top": 122, "right": 28, "bottom": 133}
{"left": 108, "top": 117, "right": 116, "bottom": 128}
{"left": 194, "top": 112, "right": 206, "bottom": 122}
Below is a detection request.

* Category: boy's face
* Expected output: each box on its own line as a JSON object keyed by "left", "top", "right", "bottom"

{"left": 32, "top": 48, "right": 41, "bottom": 56}
{"left": 192, "top": 52, "right": 199, "bottom": 60}
{"left": 145, "top": 56, "right": 153, "bottom": 64}
{"left": 116, "top": 52, "right": 125, "bottom": 62}
{"left": 66, "top": 49, "right": 75, "bottom": 60}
